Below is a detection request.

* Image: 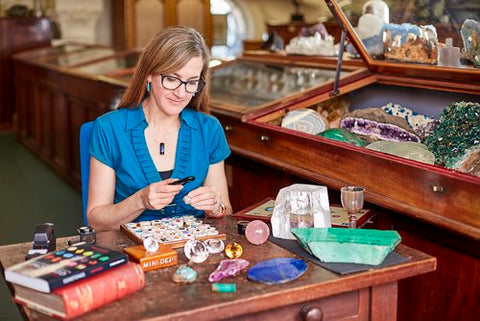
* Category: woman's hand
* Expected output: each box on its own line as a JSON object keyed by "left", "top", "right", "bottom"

{"left": 183, "top": 186, "right": 225, "bottom": 218}
{"left": 140, "top": 179, "right": 183, "bottom": 210}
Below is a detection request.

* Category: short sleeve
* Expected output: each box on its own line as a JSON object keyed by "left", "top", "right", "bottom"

{"left": 208, "top": 117, "right": 231, "bottom": 164}
{"left": 89, "top": 118, "right": 115, "bottom": 168}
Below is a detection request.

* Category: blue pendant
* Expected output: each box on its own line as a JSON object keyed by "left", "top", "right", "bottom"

{"left": 160, "top": 142, "right": 165, "bottom": 155}
{"left": 247, "top": 258, "right": 307, "bottom": 285}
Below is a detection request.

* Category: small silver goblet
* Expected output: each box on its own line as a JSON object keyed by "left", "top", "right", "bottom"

{"left": 340, "top": 186, "right": 365, "bottom": 229}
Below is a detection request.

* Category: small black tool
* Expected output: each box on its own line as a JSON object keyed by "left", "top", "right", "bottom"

{"left": 170, "top": 176, "right": 195, "bottom": 185}
{"left": 25, "top": 223, "right": 56, "bottom": 260}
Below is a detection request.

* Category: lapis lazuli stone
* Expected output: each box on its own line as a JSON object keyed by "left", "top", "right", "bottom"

{"left": 247, "top": 258, "right": 307, "bottom": 285}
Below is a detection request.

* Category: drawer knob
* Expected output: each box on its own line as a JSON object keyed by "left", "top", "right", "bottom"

{"left": 432, "top": 185, "right": 445, "bottom": 193}
{"left": 224, "top": 125, "right": 233, "bottom": 132}
{"left": 260, "top": 135, "right": 270, "bottom": 142}
{"left": 300, "top": 305, "right": 323, "bottom": 321}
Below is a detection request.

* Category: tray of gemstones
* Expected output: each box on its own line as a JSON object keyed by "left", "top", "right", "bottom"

{"left": 120, "top": 215, "right": 226, "bottom": 249}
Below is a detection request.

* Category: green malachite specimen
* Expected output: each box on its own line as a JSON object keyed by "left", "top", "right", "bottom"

{"left": 424, "top": 101, "right": 480, "bottom": 168}
{"left": 317, "top": 128, "right": 369, "bottom": 147}
{"left": 291, "top": 228, "right": 401, "bottom": 265}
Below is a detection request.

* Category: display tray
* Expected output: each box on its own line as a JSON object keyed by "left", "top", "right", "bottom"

{"left": 232, "top": 197, "right": 376, "bottom": 228}
{"left": 120, "top": 216, "right": 226, "bottom": 249}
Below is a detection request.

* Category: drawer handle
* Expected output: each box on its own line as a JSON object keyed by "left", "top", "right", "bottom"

{"left": 260, "top": 135, "right": 270, "bottom": 142}
{"left": 300, "top": 305, "right": 323, "bottom": 321}
{"left": 224, "top": 125, "right": 233, "bottom": 132}
{"left": 432, "top": 185, "right": 445, "bottom": 193}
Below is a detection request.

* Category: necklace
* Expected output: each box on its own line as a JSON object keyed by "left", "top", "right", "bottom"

{"left": 147, "top": 126, "right": 165, "bottom": 155}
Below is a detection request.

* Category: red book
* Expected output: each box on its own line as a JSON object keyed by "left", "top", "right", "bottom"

{"left": 14, "top": 262, "right": 145, "bottom": 320}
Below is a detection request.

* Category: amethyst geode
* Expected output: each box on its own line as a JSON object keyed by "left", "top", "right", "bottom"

{"left": 340, "top": 108, "right": 420, "bottom": 142}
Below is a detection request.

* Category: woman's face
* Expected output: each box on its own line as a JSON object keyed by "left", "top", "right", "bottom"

{"left": 147, "top": 56, "right": 203, "bottom": 117}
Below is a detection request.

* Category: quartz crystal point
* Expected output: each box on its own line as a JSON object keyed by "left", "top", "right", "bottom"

{"left": 208, "top": 259, "right": 249, "bottom": 282}
{"left": 271, "top": 184, "right": 331, "bottom": 240}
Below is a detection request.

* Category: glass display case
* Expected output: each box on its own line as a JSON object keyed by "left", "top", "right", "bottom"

{"left": 209, "top": 58, "right": 369, "bottom": 120}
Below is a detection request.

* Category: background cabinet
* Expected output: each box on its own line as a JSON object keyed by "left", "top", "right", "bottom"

{"left": 0, "top": 17, "right": 53, "bottom": 129}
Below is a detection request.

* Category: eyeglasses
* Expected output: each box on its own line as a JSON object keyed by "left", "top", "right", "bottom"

{"left": 160, "top": 74, "right": 205, "bottom": 94}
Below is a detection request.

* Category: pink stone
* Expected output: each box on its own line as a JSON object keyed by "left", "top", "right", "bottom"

{"left": 208, "top": 259, "right": 249, "bottom": 282}
{"left": 245, "top": 220, "right": 270, "bottom": 245}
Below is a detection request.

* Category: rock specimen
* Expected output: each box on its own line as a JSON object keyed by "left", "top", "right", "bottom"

{"left": 317, "top": 128, "right": 369, "bottom": 147}
{"left": 366, "top": 141, "right": 435, "bottom": 164}
{"left": 340, "top": 108, "right": 420, "bottom": 142}
{"left": 281, "top": 108, "right": 328, "bottom": 135}
{"left": 424, "top": 101, "right": 480, "bottom": 172}
{"left": 380, "top": 103, "right": 438, "bottom": 139}
{"left": 461, "top": 19, "right": 480, "bottom": 66}
{"left": 208, "top": 259, "right": 249, "bottom": 282}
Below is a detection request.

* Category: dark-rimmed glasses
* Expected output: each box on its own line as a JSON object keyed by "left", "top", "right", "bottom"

{"left": 160, "top": 74, "right": 205, "bottom": 93}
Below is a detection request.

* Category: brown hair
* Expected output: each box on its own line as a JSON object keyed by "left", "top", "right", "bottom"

{"left": 118, "top": 25, "right": 210, "bottom": 113}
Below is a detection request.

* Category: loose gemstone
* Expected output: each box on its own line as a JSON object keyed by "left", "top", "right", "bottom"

{"left": 225, "top": 242, "right": 243, "bottom": 259}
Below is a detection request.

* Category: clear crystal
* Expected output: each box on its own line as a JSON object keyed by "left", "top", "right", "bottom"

{"left": 271, "top": 184, "right": 331, "bottom": 239}
{"left": 143, "top": 236, "right": 159, "bottom": 253}
{"left": 184, "top": 239, "right": 209, "bottom": 263}
{"left": 205, "top": 238, "right": 225, "bottom": 254}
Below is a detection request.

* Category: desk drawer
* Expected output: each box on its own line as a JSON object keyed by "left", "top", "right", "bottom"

{"left": 228, "top": 289, "right": 368, "bottom": 321}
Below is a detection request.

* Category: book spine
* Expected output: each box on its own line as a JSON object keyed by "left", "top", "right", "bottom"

{"left": 57, "top": 262, "right": 145, "bottom": 319}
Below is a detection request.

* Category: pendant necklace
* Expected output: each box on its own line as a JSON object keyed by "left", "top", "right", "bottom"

{"left": 147, "top": 126, "right": 165, "bottom": 156}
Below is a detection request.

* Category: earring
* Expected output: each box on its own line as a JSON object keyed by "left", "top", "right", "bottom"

{"left": 192, "top": 92, "right": 196, "bottom": 97}
{"left": 147, "top": 81, "right": 151, "bottom": 92}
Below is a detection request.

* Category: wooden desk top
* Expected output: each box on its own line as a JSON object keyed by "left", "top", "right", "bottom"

{"left": 0, "top": 217, "right": 436, "bottom": 321}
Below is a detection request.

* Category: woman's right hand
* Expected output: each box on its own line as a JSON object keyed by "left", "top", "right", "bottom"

{"left": 139, "top": 179, "right": 183, "bottom": 210}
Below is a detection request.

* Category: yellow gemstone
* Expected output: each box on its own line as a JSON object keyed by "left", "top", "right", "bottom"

{"left": 225, "top": 242, "right": 243, "bottom": 259}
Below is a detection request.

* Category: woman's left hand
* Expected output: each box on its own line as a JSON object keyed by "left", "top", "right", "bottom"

{"left": 183, "top": 186, "right": 225, "bottom": 217}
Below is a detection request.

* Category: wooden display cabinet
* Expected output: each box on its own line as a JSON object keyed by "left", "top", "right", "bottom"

{"left": 209, "top": 1, "right": 480, "bottom": 320}
{"left": 13, "top": 45, "right": 138, "bottom": 187}
{"left": 0, "top": 17, "right": 53, "bottom": 128}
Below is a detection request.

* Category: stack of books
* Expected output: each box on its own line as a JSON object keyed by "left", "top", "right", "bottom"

{"left": 5, "top": 243, "right": 145, "bottom": 320}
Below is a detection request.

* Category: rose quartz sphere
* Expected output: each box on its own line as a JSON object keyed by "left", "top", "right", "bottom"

{"left": 245, "top": 220, "right": 270, "bottom": 245}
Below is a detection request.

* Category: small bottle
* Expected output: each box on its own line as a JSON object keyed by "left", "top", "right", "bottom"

{"left": 438, "top": 38, "right": 460, "bottom": 67}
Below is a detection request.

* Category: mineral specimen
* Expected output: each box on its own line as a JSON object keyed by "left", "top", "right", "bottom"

{"left": 281, "top": 108, "right": 328, "bottom": 135}
{"left": 383, "top": 23, "right": 438, "bottom": 64}
{"left": 172, "top": 265, "right": 198, "bottom": 283}
{"left": 317, "top": 128, "right": 369, "bottom": 147}
{"left": 460, "top": 19, "right": 480, "bottom": 66}
{"left": 380, "top": 103, "right": 438, "bottom": 139}
{"left": 424, "top": 101, "right": 480, "bottom": 169}
{"left": 285, "top": 33, "right": 336, "bottom": 56}
{"left": 291, "top": 227, "right": 401, "bottom": 265}
{"left": 340, "top": 108, "right": 420, "bottom": 142}
{"left": 366, "top": 141, "right": 435, "bottom": 164}
{"left": 208, "top": 259, "right": 249, "bottom": 282}
{"left": 451, "top": 145, "right": 480, "bottom": 177}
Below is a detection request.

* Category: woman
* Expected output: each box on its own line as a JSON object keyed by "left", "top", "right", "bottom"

{"left": 87, "top": 26, "right": 231, "bottom": 232}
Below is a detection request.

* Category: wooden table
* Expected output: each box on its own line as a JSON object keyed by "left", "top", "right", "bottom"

{"left": 0, "top": 218, "right": 436, "bottom": 321}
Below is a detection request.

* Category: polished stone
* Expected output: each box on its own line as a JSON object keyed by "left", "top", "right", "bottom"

{"left": 245, "top": 220, "right": 270, "bottom": 245}
{"left": 247, "top": 258, "right": 307, "bottom": 285}
{"left": 291, "top": 228, "right": 401, "bottom": 265}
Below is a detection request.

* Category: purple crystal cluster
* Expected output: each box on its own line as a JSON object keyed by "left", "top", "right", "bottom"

{"left": 340, "top": 117, "right": 420, "bottom": 142}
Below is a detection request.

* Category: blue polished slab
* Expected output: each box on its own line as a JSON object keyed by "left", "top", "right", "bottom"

{"left": 247, "top": 258, "right": 307, "bottom": 285}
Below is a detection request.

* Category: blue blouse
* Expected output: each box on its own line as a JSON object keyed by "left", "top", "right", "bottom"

{"left": 89, "top": 105, "right": 231, "bottom": 221}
